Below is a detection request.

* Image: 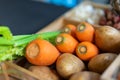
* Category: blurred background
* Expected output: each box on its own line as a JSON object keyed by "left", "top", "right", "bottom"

{"left": 34, "top": 0, "right": 110, "bottom": 8}
{"left": 0, "top": 0, "right": 111, "bottom": 35}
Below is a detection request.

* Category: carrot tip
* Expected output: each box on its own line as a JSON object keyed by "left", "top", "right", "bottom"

{"left": 55, "top": 36, "right": 64, "bottom": 44}
{"left": 77, "top": 24, "right": 86, "bottom": 32}
{"left": 62, "top": 27, "right": 70, "bottom": 33}
{"left": 78, "top": 46, "right": 87, "bottom": 54}
{"left": 26, "top": 43, "right": 39, "bottom": 58}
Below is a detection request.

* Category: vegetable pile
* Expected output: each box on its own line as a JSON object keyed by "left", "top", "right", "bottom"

{"left": 65, "top": 2, "right": 105, "bottom": 25}
{"left": 0, "top": 26, "right": 60, "bottom": 62}
{"left": 0, "top": 22, "right": 119, "bottom": 80}
{"left": 99, "top": 9, "right": 120, "bottom": 30}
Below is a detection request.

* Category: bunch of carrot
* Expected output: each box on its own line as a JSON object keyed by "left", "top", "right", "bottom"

{"left": 55, "top": 22, "right": 99, "bottom": 61}
{"left": 25, "top": 22, "right": 99, "bottom": 66}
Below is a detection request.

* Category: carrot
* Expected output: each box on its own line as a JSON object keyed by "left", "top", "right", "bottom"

{"left": 76, "top": 41, "right": 99, "bottom": 61}
{"left": 55, "top": 33, "right": 78, "bottom": 53}
{"left": 25, "top": 39, "right": 60, "bottom": 66}
{"left": 62, "top": 24, "right": 76, "bottom": 37}
{"left": 75, "top": 22, "right": 95, "bottom": 42}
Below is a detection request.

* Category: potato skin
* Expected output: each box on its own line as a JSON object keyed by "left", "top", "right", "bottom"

{"left": 56, "top": 53, "right": 85, "bottom": 79}
{"left": 69, "top": 71, "right": 100, "bottom": 80}
{"left": 95, "top": 26, "right": 120, "bottom": 53}
{"left": 29, "top": 66, "right": 59, "bottom": 80}
{"left": 88, "top": 53, "right": 117, "bottom": 73}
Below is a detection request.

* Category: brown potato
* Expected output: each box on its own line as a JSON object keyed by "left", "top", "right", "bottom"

{"left": 69, "top": 71, "right": 100, "bottom": 80}
{"left": 88, "top": 53, "right": 117, "bottom": 74}
{"left": 56, "top": 53, "right": 85, "bottom": 79}
{"left": 95, "top": 26, "right": 120, "bottom": 53}
{"left": 28, "top": 66, "right": 59, "bottom": 80}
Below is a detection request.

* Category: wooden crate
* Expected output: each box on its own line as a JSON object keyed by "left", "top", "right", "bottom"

{"left": 0, "top": 1, "right": 115, "bottom": 80}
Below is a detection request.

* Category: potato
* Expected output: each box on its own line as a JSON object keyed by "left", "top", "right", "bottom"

{"left": 69, "top": 71, "right": 100, "bottom": 80}
{"left": 28, "top": 66, "right": 59, "bottom": 80}
{"left": 56, "top": 53, "right": 85, "bottom": 79}
{"left": 88, "top": 53, "right": 117, "bottom": 73}
{"left": 95, "top": 26, "right": 120, "bottom": 53}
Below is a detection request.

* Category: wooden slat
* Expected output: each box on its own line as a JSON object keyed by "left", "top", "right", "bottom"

{"left": 5, "top": 61, "right": 41, "bottom": 80}
{"left": 0, "top": 63, "right": 10, "bottom": 80}
{"left": 101, "top": 54, "right": 120, "bottom": 80}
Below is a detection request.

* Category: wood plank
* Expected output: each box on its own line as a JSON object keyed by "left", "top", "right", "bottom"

{"left": 5, "top": 61, "right": 41, "bottom": 80}
{"left": 101, "top": 54, "right": 120, "bottom": 80}
{"left": 0, "top": 63, "right": 10, "bottom": 80}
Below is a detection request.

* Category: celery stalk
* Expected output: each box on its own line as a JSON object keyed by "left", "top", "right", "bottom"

{"left": 14, "top": 34, "right": 38, "bottom": 46}
{"left": 0, "top": 26, "right": 13, "bottom": 40}
{"left": 0, "top": 35, "right": 32, "bottom": 46}
{"left": 0, "top": 37, "right": 14, "bottom": 45}
{"left": 12, "top": 35, "right": 32, "bottom": 41}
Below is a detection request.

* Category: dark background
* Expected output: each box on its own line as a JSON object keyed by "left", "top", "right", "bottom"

{"left": 0, "top": 0, "right": 70, "bottom": 35}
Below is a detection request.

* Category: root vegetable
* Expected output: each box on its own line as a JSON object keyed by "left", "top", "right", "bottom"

{"left": 29, "top": 66, "right": 59, "bottom": 80}
{"left": 75, "top": 22, "right": 95, "bottom": 42}
{"left": 56, "top": 53, "right": 85, "bottom": 79}
{"left": 55, "top": 33, "right": 78, "bottom": 53}
{"left": 95, "top": 26, "right": 120, "bottom": 53}
{"left": 88, "top": 53, "right": 117, "bottom": 73}
{"left": 25, "top": 39, "right": 60, "bottom": 66}
{"left": 69, "top": 71, "right": 100, "bottom": 80}
{"left": 76, "top": 41, "right": 99, "bottom": 61}
{"left": 62, "top": 24, "right": 76, "bottom": 37}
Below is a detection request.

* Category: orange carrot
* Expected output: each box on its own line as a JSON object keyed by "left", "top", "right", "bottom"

{"left": 55, "top": 33, "right": 78, "bottom": 53}
{"left": 76, "top": 41, "right": 99, "bottom": 61}
{"left": 62, "top": 24, "right": 76, "bottom": 37}
{"left": 25, "top": 39, "right": 60, "bottom": 66}
{"left": 75, "top": 22, "right": 95, "bottom": 42}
